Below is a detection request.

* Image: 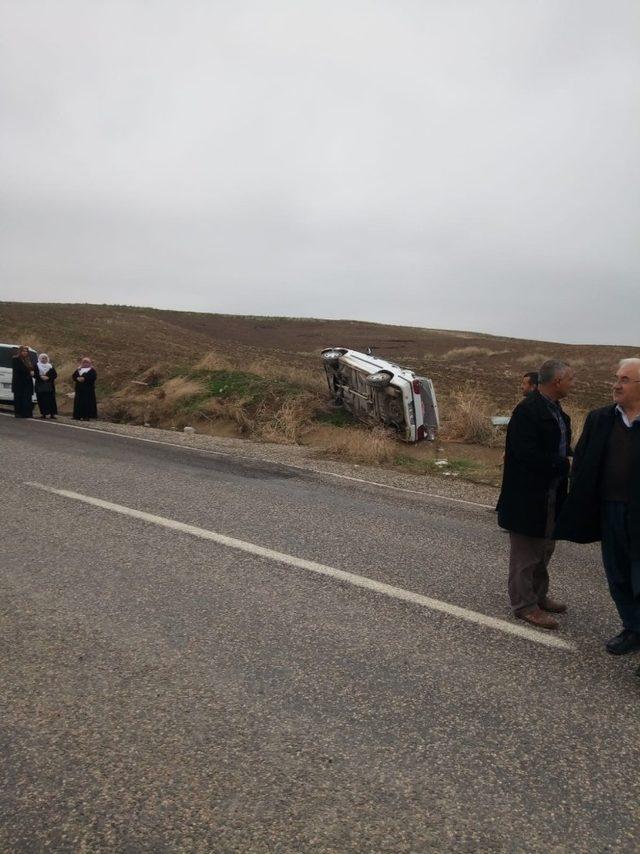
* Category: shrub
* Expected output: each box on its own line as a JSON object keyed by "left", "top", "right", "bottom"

{"left": 439, "top": 385, "right": 499, "bottom": 446}
{"left": 258, "top": 393, "right": 317, "bottom": 444}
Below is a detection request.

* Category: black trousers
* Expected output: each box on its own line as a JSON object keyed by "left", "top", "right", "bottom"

{"left": 601, "top": 501, "right": 640, "bottom": 633}
{"left": 13, "top": 388, "right": 33, "bottom": 417}
{"left": 36, "top": 390, "right": 57, "bottom": 416}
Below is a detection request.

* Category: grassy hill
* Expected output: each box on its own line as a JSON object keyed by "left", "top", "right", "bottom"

{"left": 1, "top": 302, "right": 635, "bottom": 484}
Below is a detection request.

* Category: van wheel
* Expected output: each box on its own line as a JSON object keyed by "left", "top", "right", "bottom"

{"left": 321, "top": 348, "right": 347, "bottom": 365}
{"left": 366, "top": 370, "right": 393, "bottom": 388}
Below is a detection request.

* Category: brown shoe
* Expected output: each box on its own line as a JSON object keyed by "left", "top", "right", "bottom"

{"left": 517, "top": 607, "right": 559, "bottom": 630}
{"left": 539, "top": 598, "right": 567, "bottom": 614}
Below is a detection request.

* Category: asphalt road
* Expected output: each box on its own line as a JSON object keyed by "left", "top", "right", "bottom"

{"left": 1, "top": 414, "right": 639, "bottom": 852}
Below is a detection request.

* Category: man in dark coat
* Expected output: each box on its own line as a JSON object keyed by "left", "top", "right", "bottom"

{"left": 521, "top": 371, "right": 539, "bottom": 397}
{"left": 555, "top": 358, "right": 640, "bottom": 662}
{"left": 498, "top": 360, "right": 575, "bottom": 629}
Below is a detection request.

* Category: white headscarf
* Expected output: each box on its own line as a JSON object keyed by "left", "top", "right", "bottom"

{"left": 78, "top": 357, "right": 93, "bottom": 376}
{"left": 37, "top": 354, "right": 53, "bottom": 375}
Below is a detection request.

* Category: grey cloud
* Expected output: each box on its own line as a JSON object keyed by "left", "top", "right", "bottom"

{"left": 1, "top": 0, "right": 639, "bottom": 345}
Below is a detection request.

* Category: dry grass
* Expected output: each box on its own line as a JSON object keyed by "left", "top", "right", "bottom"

{"left": 101, "top": 376, "right": 207, "bottom": 426}
{"left": 159, "top": 376, "right": 206, "bottom": 403}
{"left": 318, "top": 426, "right": 398, "bottom": 466}
{"left": 516, "top": 353, "right": 552, "bottom": 367}
{"left": 7, "top": 329, "right": 46, "bottom": 353}
{"left": 562, "top": 403, "right": 588, "bottom": 444}
{"left": 439, "top": 385, "right": 500, "bottom": 446}
{"left": 194, "top": 351, "right": 237, "bottom": 372}
{"left": 195, "top": 350, "right": 325, "bottom": 396}
{"left": 517, "top": 354, "right": 586, "bottom": 369}
{"left": 138, "top": 364, "right": 165, "bottom": 387}
{"left": 4, "top": 302, "right": 634, "bottom": 477}
{"left": 99, "top": 364, "right": 322, "bottom": 443}
{"left": 600, "top": 355, "right": 640, "bottom": 371}
{"left": 243, "top": 357, "right": 325, "bottom": 394}
{"left": 258, "top": 393, "right": 317, "bottom": 444}
{"left": 55, "top": 359, "right": 78, "bottom": 386}
{"left": 220, "top": 397, "right": 257, "bottom": 434}
{"left": 442, "top": 346, "right": 499, "bottom": 360}
{"left": 51, "top": 359, "right": 79, "bottom": 412}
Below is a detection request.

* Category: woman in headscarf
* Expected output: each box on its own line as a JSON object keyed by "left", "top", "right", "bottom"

{"left": 72, "top": 357, "right": 98, "bottom": 421}
{"left": 11, "top": 345, "right": 35, "bottom": 418}
{"left": 34, "top": 353, "right": 58, "bottom": 419}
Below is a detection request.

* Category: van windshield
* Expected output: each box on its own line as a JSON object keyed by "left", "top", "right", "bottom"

{"left": 0, "top": 347, "right": 37, "bottom": 370}
{"left": 0, "top": 347, "right": 17, "bottom": 370}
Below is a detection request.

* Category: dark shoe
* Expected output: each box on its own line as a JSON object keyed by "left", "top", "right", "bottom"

{"left": 539, "top": 597, "right": 567, "bottom": 614}
{"left": 605, "top": 630, "right": 640, "bottom": 655}
{"left": 517, "top": 607, "right": 559, "bottom": 631}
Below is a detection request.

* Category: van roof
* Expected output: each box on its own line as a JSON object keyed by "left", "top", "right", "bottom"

{"left": 0, "top": 344, "right": 37, "bottom": 350}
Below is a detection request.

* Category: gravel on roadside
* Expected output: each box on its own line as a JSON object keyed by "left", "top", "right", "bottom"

{"left": 45, "top": 415, "right": 501, "bottom": 508}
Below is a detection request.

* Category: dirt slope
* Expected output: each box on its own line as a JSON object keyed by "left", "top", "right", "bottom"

{"left": 1, "top": 302, "right": 634, "bottom": 411}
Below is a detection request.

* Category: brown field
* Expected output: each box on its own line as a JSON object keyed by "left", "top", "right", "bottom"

{"left": 1, "top": 302, "right": 636, "bottom": 486}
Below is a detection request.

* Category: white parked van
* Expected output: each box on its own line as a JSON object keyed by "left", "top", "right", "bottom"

{"left": 321, "top": 347, "right": 439, "bottom": 443}
{"left": 0, "top": 344, "right": 38, "bottom": 405}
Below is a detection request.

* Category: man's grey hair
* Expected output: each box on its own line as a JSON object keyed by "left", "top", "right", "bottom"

{"left": 538, "top": 359, "right": 571, "bottom": 385}
{"left": 618, "top": 357, "right": 640, "bottom": 374}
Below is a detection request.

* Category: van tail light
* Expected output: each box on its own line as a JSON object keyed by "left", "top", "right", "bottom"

{"left": 412, "top": 379, "right": 421, "bottom": 394}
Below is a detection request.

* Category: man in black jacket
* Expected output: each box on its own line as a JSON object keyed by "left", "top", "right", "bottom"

{"left": 555, "top": 358, "right": 640, "bottom": 661}
{"left": 498, "top": 360, "right": 575, "bottom": 629}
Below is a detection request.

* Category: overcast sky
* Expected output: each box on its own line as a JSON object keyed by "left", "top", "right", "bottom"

{"left": 1, "top": 1, "right": 638, "bottom": 345}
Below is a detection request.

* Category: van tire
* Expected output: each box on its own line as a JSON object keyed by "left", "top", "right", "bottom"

{"left": 366, "top": 370, "right": 393, "bottom": 388}
{"left": 321, "top": 348, "right": 347, "bottom": 366}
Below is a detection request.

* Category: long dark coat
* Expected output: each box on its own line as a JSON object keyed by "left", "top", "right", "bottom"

{"left": 555, "top": 405, "right": 640, "bottom": 560}
{"left": 72, "top": 368, "right": 98, "bottom": 419}
{"left": 35, "top": 365, "right": 58, "bottom": 416}
{"left": 497, "top": 390, "right": 572, "bottom": 537}
{"left": 11, "top": 355, "right": 34, "bottom": 417}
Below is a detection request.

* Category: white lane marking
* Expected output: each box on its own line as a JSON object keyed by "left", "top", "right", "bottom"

{"left": 26, "top": 481, "right": 574, "bottom": 652}
{"left": 1, "top": 411, "right": 495, "bottom": 510}
{"left": 305, "top": 470, "right": 493, "bottom": 509}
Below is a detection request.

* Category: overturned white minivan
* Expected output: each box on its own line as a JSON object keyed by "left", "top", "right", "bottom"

{"left": 321, "top": 348, "right": 439, "bottom": 443}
